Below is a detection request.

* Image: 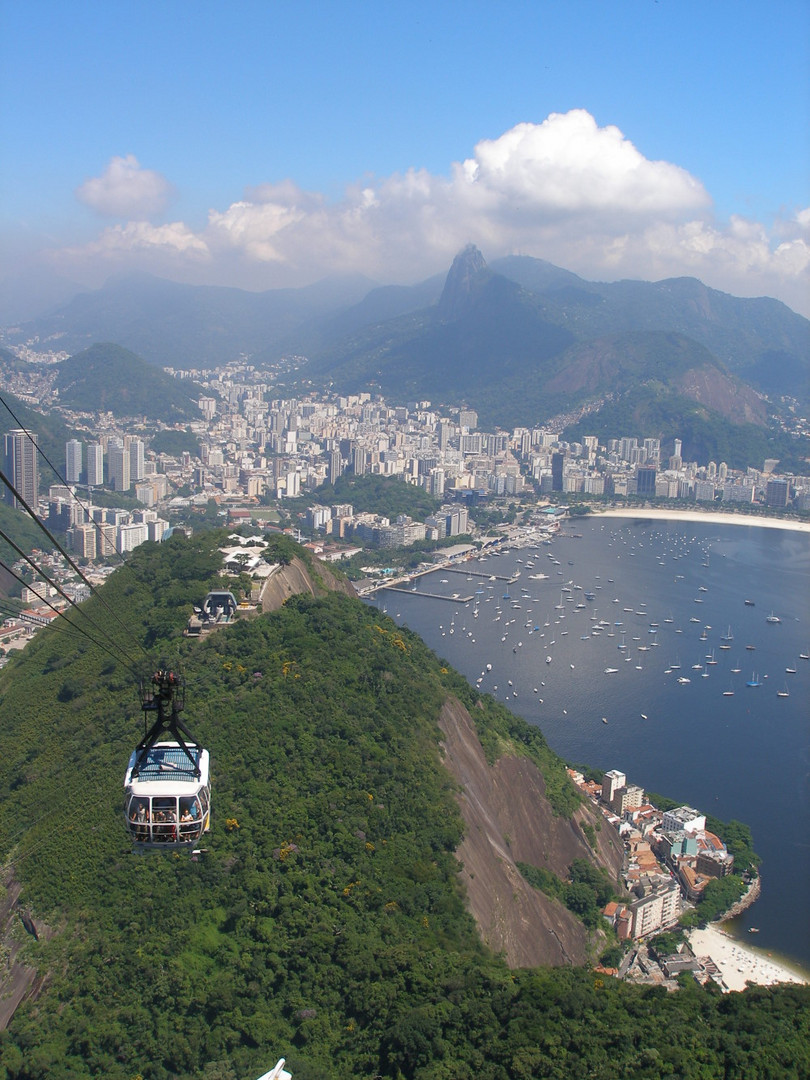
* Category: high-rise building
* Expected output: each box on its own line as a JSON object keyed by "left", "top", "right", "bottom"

{"left": 128, "top": 437, "right": 145, "bottom": 482}
{"left": 108, "top": 442, "right": 131, "bottom": 491}
{"left": 352, "top": 446, "right": 366, "bottom": 476}
{"left": 635, "top": 465, "right": 657, "bottom": 496}
{"left": 765, "top": 478, "right": 789, "bottom": 508}
{"left": 86, "top": 442, "right": 104, "bottom": 486}
{"left": 551, "top": 452, "right": 564, "bottom": 492}
{"left": 4, "top": 429, "right": 38, "bottom": 509}
{"left": 327, "top": 450, "right": 343, "bottom": 484}
{"left": 601, "top": 770, "right": 626, "bottom": 804}
{"left": 65, "top": 439, "right": 82, "bottom": 483}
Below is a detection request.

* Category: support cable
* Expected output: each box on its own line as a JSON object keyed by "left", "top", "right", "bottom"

{"left": 0, "top": 556, "right": 141, "bottom": 678}
{"left": 0, "top": 467, "right": 147, "bottom": 661}
{"left": 0, "top": 391, "right": 135, "bottom": 577}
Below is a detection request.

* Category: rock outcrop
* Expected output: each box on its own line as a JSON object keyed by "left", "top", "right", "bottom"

{"left": 260, "top": 554, "right": 356, "bottom": 612}
{"left": 439, "top": 697, "right": 624, "bottom": 968}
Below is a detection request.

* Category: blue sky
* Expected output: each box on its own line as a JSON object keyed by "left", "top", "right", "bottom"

{"left": 2, "top": 0, "right": 809, "bottom": 314}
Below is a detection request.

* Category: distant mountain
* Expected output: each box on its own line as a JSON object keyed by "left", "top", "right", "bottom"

{"left": 13, "top": 271, "right": 376, "bottom": 368}
{"left": 7, "top": 252, "right": 808, "bottom": 447}
{"left": 491, "top": 256, "right": 810, "bottom": 402}
{"left": 0, "top": 268, "right": 86, "bottom": 324}
{"left": 55, "top": 342, "right": 203, "bottom": 421}
{"left": 299, "top": 247, "right": 805, "bottom": 467}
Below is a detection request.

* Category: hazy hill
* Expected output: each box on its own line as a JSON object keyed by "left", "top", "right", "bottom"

{"left": 9, "top": 255, "right": 807, "bottom": 421}
{"left": 299, "top": 248, "right": 805, "bottom": 466}
{"left": 492, "top": 255, "right": 810, "bottom": 401}
{"left": 0, "top": 532, "right": 808, "bottom": 1079}
{"left": 13, "top": 272, "right": 376, "bottom": 369}
{"left": 55, "top": 342, "right": 203, "bottom": 421}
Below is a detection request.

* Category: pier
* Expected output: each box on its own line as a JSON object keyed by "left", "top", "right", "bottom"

{"left": 385, "top": 587, "right": 474, "bottom": 603}
{"left": 440, "top": 567, "right": 519, "bottom": 583}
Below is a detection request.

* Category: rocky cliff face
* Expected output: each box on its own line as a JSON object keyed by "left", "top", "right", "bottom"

{"left": 439, "top": 698, "right": 624, "bottom": 967}
{"left": 437, "top": 244, "right": 489, "bottom": 320}
{"left": 259, "top": 554, "right": 357, "bottom": 612}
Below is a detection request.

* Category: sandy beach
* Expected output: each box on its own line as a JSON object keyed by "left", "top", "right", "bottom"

{"left": 688, "top": 925, "right": 809, "bottom": 992}
{"left": 591, "top": 507, "right": 810, "bottom": 534}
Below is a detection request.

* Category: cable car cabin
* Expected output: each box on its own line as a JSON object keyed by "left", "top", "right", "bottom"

{"left": 125, "top": 668, "right": 210, "bottom": 851}
{"left": 124, "top": 742, "right": 210, "bottom": 849}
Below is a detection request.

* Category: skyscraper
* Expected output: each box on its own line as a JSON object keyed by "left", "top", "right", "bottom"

{"left": 108, "top": 442, "right": 131, "bottom": 491}
{"left": 86, "top": 443, "right": 104, "bottom": 486}
{"left": 551, "top": 452, "right": 564, "bottom": 492}
{"left": 4, "top": 429, "right": 38, "bottom": 509}
{"left": 128, "top": 437, "right": 145, "bottom": 482}
{"left": 66, "top": 439, "right": 83, "bottom": 483}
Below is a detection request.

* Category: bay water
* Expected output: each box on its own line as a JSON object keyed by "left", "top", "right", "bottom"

{"left": 374, "top": 517, "right": 810, "bottom": 968}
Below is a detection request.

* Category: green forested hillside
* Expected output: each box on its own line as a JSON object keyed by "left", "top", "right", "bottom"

{"left": 0, "top": 533, "right": 808, "bottom": 1080}
{"left": 55, "top": 343, "right": 202, "bottom": 422}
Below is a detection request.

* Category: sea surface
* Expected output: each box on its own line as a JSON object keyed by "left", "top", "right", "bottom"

{"left": 372, "top": 517, "right": 810, "bottom": 969}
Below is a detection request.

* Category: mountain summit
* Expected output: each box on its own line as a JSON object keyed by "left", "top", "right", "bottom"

{"left": 438, "top": 244, "right": 489, "bottom": 319}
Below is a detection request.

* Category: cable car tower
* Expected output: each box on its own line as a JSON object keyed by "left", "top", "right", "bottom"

{"left": 123, "top": 666, "right": 211, "bottom": 851}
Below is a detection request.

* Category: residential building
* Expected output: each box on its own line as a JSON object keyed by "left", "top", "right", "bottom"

{"left": 108, "top": 442, "right": 131, "bottom": 491}
{"left": 4, "top": 429, "right": 38, "bottom": 509}
{"left": 66, "top": 439, "right": 82, "bottom": 483}
{"left": 86, "top": 442, "right": 104, "bottom": 486}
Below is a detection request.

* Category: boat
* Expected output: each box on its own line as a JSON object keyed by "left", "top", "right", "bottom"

{"left": 604, "top": 667, "right": 619, "bottom": 674}
{"left": 746, "top": 673, "right": 761, "bottom": 687}
{"left": 720, "top": 626, "right": 733, "bottom": 642}
{"left": 722, "top": 688, "right": 734, "bottom": 697}
{"left": 640, "top": 713, "right": 648, "bottom": 720}
{"left": 746, "top": 644, "right": 756, "bottom": 651}
{"left": 749, "top": 927, "right": 760, "bottom": 934}
{"left": 744, "top": 599, "right": 755, "bottom": 606}
{"left": 677, "top": 676, "right": 691, "bottom": 684}
{"left": 766, "top": 612, "right": 781, "bottom": 624}
{"left": 776, "top": 685, "right": 790, "bottom": 698}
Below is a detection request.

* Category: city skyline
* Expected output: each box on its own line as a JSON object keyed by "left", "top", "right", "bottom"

{"left": 1, "top": 1, "right": 808, "bottom": 316}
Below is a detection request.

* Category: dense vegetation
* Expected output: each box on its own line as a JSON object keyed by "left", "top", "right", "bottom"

{"left": 309, "top": 474, "right": 441, "bottom": 522}
{"left": 0, "top": 534, "right": 808, "bottom": 1079}
{"left": 55, "top": 343, "right": 202, "bottom": 422}
{"left": 518, "top": 858, "right": 616, "bottom": 930}
{"left": 150, "top": 428, "right": 202, "bottom": 458}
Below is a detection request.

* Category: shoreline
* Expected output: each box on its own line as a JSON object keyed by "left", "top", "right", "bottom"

{"left": 586, "top": 507, "right": 810, "bottom": 534}
{"left": 687, "top": 924, "right": 809, "bottom": 992}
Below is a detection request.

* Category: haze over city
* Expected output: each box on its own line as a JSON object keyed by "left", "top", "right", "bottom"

{"left": 1, "top": 0, "right": 808, "bottom": 316}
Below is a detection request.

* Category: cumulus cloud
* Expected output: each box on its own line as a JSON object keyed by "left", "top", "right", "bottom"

{"left": 460, "top": 110, "right": 709, "bottom": 216}
{"left": 76, "top": 154, "right": 173, "bottom": 219}
{"left": 56, "top": 113, "right": 809, "bottom": 315}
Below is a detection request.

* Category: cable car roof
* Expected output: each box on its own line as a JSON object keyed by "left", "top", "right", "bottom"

{"left": 125, "top": 743, "right": 210, "bottom": 790}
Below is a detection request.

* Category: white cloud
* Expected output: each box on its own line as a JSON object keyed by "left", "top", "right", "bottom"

{"left": 76, "top": 154, "right": 173, "bottom": 219}
{"left": 460, "top": 110, "right": 709, "bottom": 216}
{"left": 55, "top": 114, "right": 809, "bottom": 316}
